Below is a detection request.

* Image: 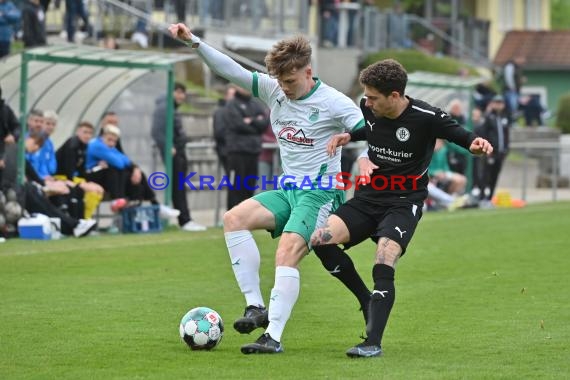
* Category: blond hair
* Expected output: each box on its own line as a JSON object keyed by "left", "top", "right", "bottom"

{"left": 43, "top": 110, "right": 58, "bottom": 122}
{"left": 103, "top": 124, "right": 121, "bottom": 137}
{"left": 264, "top": 35, "right": 312, "bottom": 77}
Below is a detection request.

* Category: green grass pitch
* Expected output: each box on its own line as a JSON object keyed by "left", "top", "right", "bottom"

{"left": 1, "top": 202, "right": 569, "bottom": 379}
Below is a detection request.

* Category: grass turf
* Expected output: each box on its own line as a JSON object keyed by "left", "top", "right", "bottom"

{"left": 1, "top": 202, "right": 569, "bottom": 379}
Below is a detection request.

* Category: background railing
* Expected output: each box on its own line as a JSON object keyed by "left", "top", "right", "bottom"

{"left": 362, "top": 7, "right": 490, "bottom": 66}
{"left": 176, "top": 139, "right": 570, "bottom": 225}
{"left": 40, "top": 0, "right": 490, "bottom": 68}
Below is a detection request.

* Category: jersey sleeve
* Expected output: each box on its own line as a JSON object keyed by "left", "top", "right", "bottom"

{"left": 433, "top": 109, "right": 477, "bottom": 150}
{"left": 348, "top": 99, "right": 369, "bottom": 141}
{"left": 196, "top": 41, "right": 254, "bottom": 92}
{"left": 332, "top": 94, "right": 364, "bottom": 132}
{"left": 251, "top": 72, "right": 280, "bottom": 106}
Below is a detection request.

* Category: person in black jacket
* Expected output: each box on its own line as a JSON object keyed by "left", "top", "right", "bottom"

{"left": 0, "top": 86, "right": 20, "bottom": 188}
{"left": 446, "top": 99, "right": 468, "bottom": 175}
{"left": 221, "top": 86, "right": 269, "bottom": 210}
{"left": 55, "top": 121, "right": 104, "bottom": 219}
{"left": 22, "top": 132, "right": 97, "bottom": 237}
{"left": 21, "top": 0, "right": 46, "bottom": 48}
{"left": 151, "top": 82, "right": 205, "bottom": 231}
{"left": 472, "top": 95, "right": 510, "bottom": 204}
{"left": 213, "top": 85, "right": 236, "bottom": 175}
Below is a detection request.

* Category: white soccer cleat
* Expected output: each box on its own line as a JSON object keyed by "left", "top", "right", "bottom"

{"left": 73, "top": 219, "right": 97, "bottom": 237}
{"left": 181, "top": 221, "right": 207, "bottom": 232}
{"left": 159, "top": 204, "right": 181, "bottom": 219}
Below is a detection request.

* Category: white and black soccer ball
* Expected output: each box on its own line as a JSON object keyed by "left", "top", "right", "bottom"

{"left": 5, "top": 188, "right": 17, "bottom": 203}
{"left": 4, "top": 201, "right": 22, "bottom": 224}
{"left": 179, "top": 307, "right": 223, "bottom": 350}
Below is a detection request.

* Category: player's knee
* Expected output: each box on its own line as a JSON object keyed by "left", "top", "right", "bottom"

{"left": 457, "top": 175, "right": 467, "bottom": 188}
{"left": 309, "top": 228, "right": 324, "bottom": 246}
{"left": 310, "top": 226, "right": 344, "bottom": 246}
{"left": 275, "top": 249, "right": 303, "bottom": 267}
{"left": 222, "top": 209, "right": 243, "bottom": 231}
{"left": 275, "top": 235, "right": 306, "bottom": 267}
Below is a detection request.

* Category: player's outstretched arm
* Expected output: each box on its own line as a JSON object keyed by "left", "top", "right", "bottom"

{"left": 469, "top": 137, "right": 494, "bottom": 156}
{"left": 357, "top": 155, "right": 379, "bottom": 177}
{"left": 326, "top": 133, "right": 351, "bottom": 157}
{"left": 168, "top": 23, "right": 192, "bottom": 42}
{"left": 168, "top": 23, "right": 254, "bottom": 91}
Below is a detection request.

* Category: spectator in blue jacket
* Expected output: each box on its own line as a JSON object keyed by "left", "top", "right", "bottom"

{"left": 0, "top": 0, "right": 21, "bottom": 58}
{"left": 32, "top": 109, "right": 58, "bottom": 179}
{"left": 86, "top": 124, "right": 130, "bottom": 211}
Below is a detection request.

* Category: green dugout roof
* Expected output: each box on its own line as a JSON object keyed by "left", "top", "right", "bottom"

{"left": 2, "top": 44, "right": 197, "bottom": 204}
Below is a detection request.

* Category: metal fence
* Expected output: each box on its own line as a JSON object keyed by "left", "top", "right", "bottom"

{"left": 177, "top": 139, "right": 570, "bottom": 225}
{"left": 508, "top": 141, "right": 570, "bottom": 203}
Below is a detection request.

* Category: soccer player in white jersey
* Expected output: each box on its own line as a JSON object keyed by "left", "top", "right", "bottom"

{"left": 169, "top": 23, "right": 365, "bottom": 354}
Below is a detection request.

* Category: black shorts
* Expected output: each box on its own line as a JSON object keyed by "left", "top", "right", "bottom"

{"left": 334, "top": 197, "right": 423, "bottom": 254}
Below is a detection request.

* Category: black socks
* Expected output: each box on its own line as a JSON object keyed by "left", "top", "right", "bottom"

{"left": 313, "top": 245, "right": 371, "bottom": 309}
{"left": 366, "top": 264, "right": 396, "bottom": 346}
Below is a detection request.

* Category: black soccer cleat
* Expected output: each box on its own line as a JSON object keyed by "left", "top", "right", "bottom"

{"left": 346, "top": 339, "right": 382, "bottom": 358}
{"left": 233, "top": 305, "right": 269, "bottom": 334}
{"left": 241, "top": 333, "right": 283, "bottom": 354}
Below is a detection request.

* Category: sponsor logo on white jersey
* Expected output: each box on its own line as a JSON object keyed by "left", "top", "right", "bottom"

{"left": 278, "top": 127, "right": 315, "bottom": 147}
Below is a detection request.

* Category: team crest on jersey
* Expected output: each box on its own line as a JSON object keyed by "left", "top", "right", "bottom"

{"left": 278, "top": 127, "right": 315, "bottom": 147}
{"left": 396, "top": 127, "right": 410, "bottom": 142}
{"left": 308, "top": 107, "right": 320, "bottom": 122}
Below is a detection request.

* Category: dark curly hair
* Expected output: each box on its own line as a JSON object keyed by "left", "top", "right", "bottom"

{"left": 359, "top": 59, "right": 407, "bottom": 97}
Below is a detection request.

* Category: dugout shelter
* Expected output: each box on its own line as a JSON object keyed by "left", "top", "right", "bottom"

{"left": 2, "top": 45, "right": 198, "bottom": 204}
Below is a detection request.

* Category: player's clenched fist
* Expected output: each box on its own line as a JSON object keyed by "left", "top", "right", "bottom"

{"left": 168, "top": 23, "right": 192, "bottom": 41}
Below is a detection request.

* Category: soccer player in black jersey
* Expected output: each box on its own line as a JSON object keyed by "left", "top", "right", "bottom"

{"left": 311, "top": 59, "right": 494, "bottom": 358}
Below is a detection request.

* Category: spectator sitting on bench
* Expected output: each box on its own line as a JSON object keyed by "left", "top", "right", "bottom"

{"left": 85, "top": 124, "right": 130, "bottom": 212}
{"left": 22, "top": 132, "right": 97, "bottom": 237}
{"left": 55, "top": 121, "right": 105, "bottom": 219}
{"left": 98, "top": 112, "right": 179, "bottom": 219}
{"left": 33, "top": 110, "right": 58, "bottom": 180}
{"left": 23, "top": 109, "right": 45, "bottom": 178}
{"left": 429, "top": 138, "right": 467, "bottom": 195}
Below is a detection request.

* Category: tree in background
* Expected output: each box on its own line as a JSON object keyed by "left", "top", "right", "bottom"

{"left": 551, "top": 0, "right": 570, "bottom": 30}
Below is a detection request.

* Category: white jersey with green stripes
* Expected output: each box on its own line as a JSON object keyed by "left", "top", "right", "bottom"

{"left": 252, "top": 72, "right": 365, "bottom": 188}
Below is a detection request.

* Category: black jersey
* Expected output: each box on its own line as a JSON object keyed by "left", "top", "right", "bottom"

{"left": 350, "top": 96, "right": 477, "bottom": 203}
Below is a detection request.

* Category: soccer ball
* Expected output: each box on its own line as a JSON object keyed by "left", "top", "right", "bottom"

{"left": 179, "top": 307, "right": 224, "bottom": 350}
{"left": 4, "top": 201, "right": 22, "bottom": 224}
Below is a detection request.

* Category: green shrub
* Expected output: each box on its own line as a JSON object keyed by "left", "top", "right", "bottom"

{"left": 556, "top": 93, "right": 570, "bottom": 134}
{"left": 361, "top": 49, "right": 478, "bottom": 76}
